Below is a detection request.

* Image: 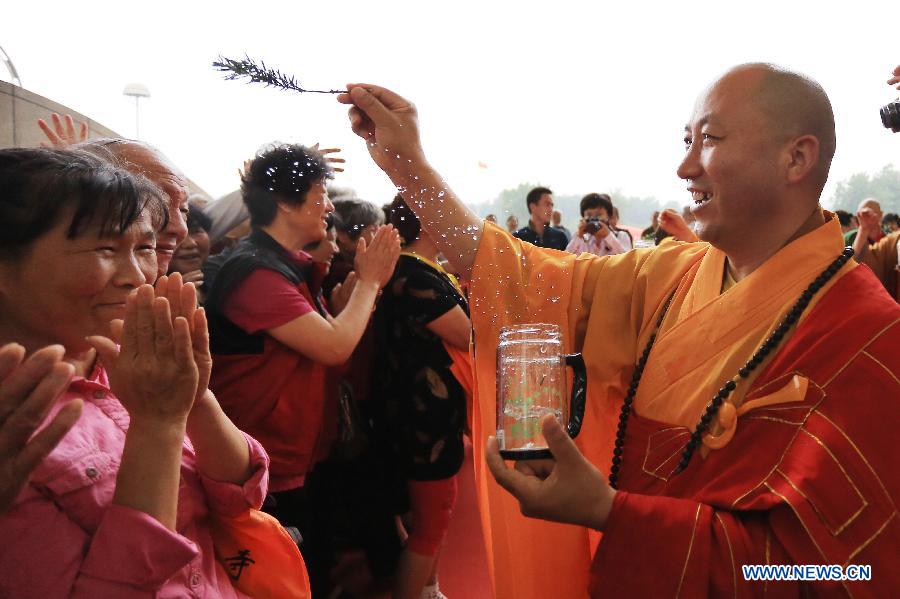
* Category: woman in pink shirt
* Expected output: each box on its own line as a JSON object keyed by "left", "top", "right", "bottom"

{"left": 565, "top": 193, "right": 628, "bottom": 257}
{"left": 0, "top": 148, "right": 268, "bottom": 598}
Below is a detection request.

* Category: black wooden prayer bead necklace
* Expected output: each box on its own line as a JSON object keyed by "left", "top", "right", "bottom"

{"left": 608, "top": 247, "right": 854, "bottom": 489}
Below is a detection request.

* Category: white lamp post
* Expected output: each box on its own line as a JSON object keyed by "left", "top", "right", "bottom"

{"left": 123, "top": 83, "right": 151, "bottom": 139}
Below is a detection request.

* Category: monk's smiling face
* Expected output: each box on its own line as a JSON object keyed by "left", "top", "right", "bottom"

{"left": 677, "top": 68, "right": 782, "bottom": 252}
{"left": 677, "top": 64, "right": 834, "bottom": 270}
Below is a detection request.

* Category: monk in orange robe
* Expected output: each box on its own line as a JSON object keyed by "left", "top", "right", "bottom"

{"left": 337, "top": 63, "right": 900, "bottom": 598}
{"left": 854, "top": 224, "right": 899, "bottom": 300}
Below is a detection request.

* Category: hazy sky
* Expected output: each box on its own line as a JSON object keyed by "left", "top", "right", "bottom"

{"left": 3, "top": 1, "right": 899, "bottom": 219}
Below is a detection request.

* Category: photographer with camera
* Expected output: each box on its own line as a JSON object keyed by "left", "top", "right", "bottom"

{"left": 565, "top": 193, "right": 627, "bottom": 256}
{"left": 882, "top": 64, "right": 900, "bottom": 132}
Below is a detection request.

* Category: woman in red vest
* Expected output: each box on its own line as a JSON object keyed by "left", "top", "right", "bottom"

{"left": 204, "top": 143, "right": 399, "bottom": 595}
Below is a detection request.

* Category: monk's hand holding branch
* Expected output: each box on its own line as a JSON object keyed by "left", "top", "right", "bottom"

{"left": 337, "top": 84, "right": 426, "bottom": 181}
{"left": 486, "top": 413, "right": 616, "bottom": 531}
{"left": 337, "top": 85, "right": 483, "bottom": 278}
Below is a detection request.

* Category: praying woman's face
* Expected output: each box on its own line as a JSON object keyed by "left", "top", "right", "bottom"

{"left": 0, "top": 211, "right": 157, "bottom": 353}
{"left": 170, "top": 227, "right": 210, "bottom": 275}
{"left": 279, "top": 180, "right": 335, "bottom": 248}
{"left": 307, "top": 228, "right": 339, "bottom": 275}
{"left": 336, "top": 223, "right": 378, "bottom": 260}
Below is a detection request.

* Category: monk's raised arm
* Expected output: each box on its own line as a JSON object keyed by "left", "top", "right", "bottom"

{"left": 338, "top": 84, "right": 483, "bottom": 279}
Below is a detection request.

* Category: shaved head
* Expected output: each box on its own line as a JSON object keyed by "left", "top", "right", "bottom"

{"left": 680, "top": 63, "right": 837, "bottom": 262}
{"left": 721, "top": 63, "right": 836, "bottom": 193}
{"left": 81, "top": 139, "right": 187, "bottom": 185}
{"left": 857, "top": 197, "right": 882, "bottom": 212}
{"left": 76, "top": 138, "right": 190, "bottom": 275}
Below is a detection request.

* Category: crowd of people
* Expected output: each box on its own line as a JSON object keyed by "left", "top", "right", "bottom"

{"left": 0, "top": 126, "right": 472, "bottom": 597}
{"left": 0, "top": 60, "right": 898, "bottom": 599}
{"left": 491, "top": 187, "right": 900, "bottom": 297}
{"left": 490, "top": 181, "right": 899, "bottom": 300}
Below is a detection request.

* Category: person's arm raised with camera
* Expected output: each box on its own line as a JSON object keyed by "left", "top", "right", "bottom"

{"left": 87, "top": 285, "right": 199, "bottom": 531}
{"left": 267, "top": 224, "right": 401, "bottom": 366}
{"left": 338, "top": 85, "right": 483, "bottom": 278}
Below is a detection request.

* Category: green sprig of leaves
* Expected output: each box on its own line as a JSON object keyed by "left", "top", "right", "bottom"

{"left": 212, "top": 55, "right": 343, "bottom": 95}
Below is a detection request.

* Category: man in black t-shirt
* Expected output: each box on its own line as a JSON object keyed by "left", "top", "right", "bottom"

{"left": 513, "top": 186, "right": 568, "bottom": 250}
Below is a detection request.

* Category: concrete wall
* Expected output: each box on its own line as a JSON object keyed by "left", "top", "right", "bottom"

{"left": 0, "top": 81, "right": 208, "bottom": 195}
{"left": 0, "top": 81, "right": 119, "bottom": 148}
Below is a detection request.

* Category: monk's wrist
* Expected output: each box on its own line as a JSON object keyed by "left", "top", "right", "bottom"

{"left": 589, "top": 486, "right": 617, "bottom": 531}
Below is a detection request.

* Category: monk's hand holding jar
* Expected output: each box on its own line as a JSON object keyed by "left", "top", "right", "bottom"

{"left": 486, "top": 413, "right": 615, "bottom": 531}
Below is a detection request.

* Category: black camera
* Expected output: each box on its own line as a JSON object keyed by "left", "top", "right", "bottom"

{"left": 584, "top": 217, "right": 606, "bottom": 235}
{"left": 881, "top": 99, "right": 900, "bottom": 132}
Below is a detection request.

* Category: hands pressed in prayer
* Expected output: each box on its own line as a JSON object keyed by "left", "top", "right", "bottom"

{"left": 353, "top": 225, "right": 402, "bottom": 289}
{"left": 0, "top": 344, "right": 81, "bottom": 514}
{"left": 87, "top": 285, "right": 199, "bottom": 426}
{"left": 486, "top": 413, "right": 616, "bottom": 531}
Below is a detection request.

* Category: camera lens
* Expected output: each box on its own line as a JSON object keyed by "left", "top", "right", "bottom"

{"left": 881, "top": 100, "right": 900, "bottom": 133}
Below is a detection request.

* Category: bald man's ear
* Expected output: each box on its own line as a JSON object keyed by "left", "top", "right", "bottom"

{"left": 784, "top": 134, "right": 820, "bottom": 185}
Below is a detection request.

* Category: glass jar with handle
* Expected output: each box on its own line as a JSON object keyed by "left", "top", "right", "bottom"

{"left": 496, "top": 324, "right": 587, "bottom": 460}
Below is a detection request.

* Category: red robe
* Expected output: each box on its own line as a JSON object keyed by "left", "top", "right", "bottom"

{"left": 591, "top": 265, "right": 900, "bottom": 597}
{"left": 467, "top": 217, "right": 900, "bottom": 598}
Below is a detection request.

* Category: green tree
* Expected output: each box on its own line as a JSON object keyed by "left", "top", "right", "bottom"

{"left": 476, "top": 182, "right": 542, "bottom": 227}
{"left": 607, "top": 190, "right": 679, "bottom": 229}
{"left": 830, "top": 165, "right": 900, "bottom": 214}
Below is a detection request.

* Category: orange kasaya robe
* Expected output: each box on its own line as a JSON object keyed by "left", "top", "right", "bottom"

{"left": 858, "top": 230, "right": 899, "bottom": 300}
{"left": 467, "top": 215, "right": 900, "bottom": 598}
